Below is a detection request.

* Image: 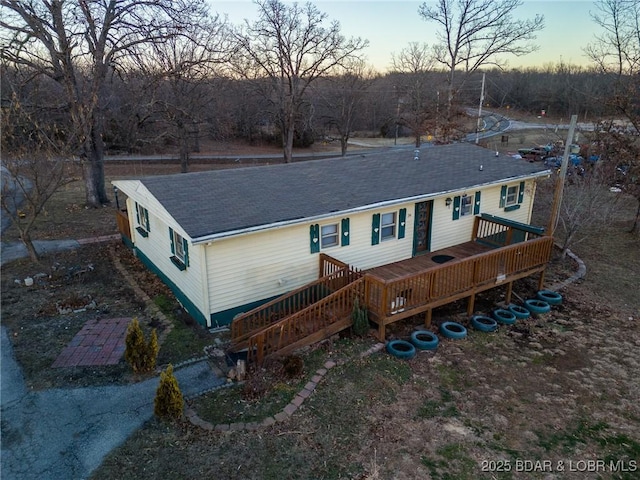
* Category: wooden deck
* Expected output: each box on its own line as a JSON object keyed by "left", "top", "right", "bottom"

{"left": 366, "top": 241, "right": 494, "bottom": 281}
{"left": 230, "top": 215, "right": 554, "bottom": 366}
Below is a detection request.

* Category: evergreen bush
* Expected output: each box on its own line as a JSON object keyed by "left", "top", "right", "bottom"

{"left": 124, "top": 317, "right": 159, "bottom": 373}
{"left": 154, "top": 364, "right": 183, "bottom": 419}
{"left": 351, "top": 298, "right": 369, "bottom": 337}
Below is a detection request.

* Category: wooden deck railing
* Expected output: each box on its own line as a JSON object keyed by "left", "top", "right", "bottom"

{"left": 366, "top": 236, "right": 554, "bottom": 320}
{"left": 236, "top": 232, "right": 552, "bottom": 365}
{"left": 473, "top": 214, "right": 545, "bottom": 248}
{"left": 247, "top": 277, "right": 366, "bottom": 365}
{"left": 231, "top": 262, "right": 361, "bottom": 347}
{"left": 319, "top": 252, "right": 351, "bottom": 277}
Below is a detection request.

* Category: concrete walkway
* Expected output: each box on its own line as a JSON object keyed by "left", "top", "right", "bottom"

{"left": 1, "top": 233, "right": 225, "bottom": 479}
{"left": 0, "top": 326, "right": 225, "bottom": 480}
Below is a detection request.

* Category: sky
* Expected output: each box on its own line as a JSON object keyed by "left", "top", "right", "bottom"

{"left": 211, "top": 0, "right": 600, "bottom": 71}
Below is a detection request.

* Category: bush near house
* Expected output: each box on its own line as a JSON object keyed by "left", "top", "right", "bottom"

{"left": 124, "top": 318, "right": 159, "bottom": 373}
{"left": 351, "top": 298, "right": 369, "bottom": 337}
{"left": 154, "top": 364, "right": 184, "bottom": 420}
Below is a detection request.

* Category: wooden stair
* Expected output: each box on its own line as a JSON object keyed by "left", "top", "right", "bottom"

{"left": 230, "top": 265, "right": 360, "bottom": 351}
{"left": 246, "top": 277, "right": 365, "bottom": 366}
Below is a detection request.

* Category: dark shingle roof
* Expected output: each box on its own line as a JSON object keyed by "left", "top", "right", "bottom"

{"left": 138, "top": 143, "right": 548, "bottom": 240}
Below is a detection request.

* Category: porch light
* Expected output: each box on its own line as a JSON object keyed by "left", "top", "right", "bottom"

{"left": 445, "top": 197, "right": 452, "bottom": 207}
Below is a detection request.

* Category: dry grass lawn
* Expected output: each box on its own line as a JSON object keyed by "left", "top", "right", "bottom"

{"left": 2, "top": 133, "right": 639, "bottom": 480}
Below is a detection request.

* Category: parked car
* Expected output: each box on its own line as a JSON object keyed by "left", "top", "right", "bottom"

{"left": 518, "top": 146, "right": 551, "bottom": 162}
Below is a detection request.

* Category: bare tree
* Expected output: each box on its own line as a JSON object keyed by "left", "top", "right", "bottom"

{"left": 390, "top": 42, "right": 439, "bottom": 146}
{"left": 0, "top": 0, "right": 210, "bottom": 206}
{"left": 418, "top": 0, "right": 544, "bottom": 127}
{"left": 314, "top": 59, "right": 374, "bottom": 156}
{"left": 550, "top": 168, "right": 622, "bottom": 257}
{"left": 232, "top": 0, "right": 368, "bottom": 163}
{"left": 1, "top": 78, "right": 75, "bottom": 262}
{"left": 141, "top": 15, "right": 233, "bottom": 173}
{"left": 585, "top": 0, "right": 640, "bottom": 232}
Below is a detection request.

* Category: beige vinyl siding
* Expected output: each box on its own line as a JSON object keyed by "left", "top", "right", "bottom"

{"left": 207, "top": 203, "right": 416, "bottom": 314}
{"left": 429, "top": 180, "right": 536, "bottom": 251}
{"left": 119, "top": 186, "right": 207, "bottom": 321}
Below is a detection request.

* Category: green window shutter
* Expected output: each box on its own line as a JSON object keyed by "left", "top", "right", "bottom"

{"left": 310, "top": 224, "right": 320, "bottom": 254}
{"left": 518, "top": 181, "right": 525, "bottom": 204}
{"left": 452, "top": 196, "right": 461, "bottom": 220}
{"left": 182, "top": 238, "right": 189, "bottom": 267}
{"left": 135, "top": 202, "right": 140, "bottom": 224}
{"left": 474, "top": 191, "right": 481, "bottom": 215}
{"left": 398, "top": 208, "right": 407, "bottom": 239}
{"left": 341, "top": 218, "right": 350, "bottom": 246}
{"left": 169, "top": 227, "right": 175, "bottom": 254}
{"left": 371, "top": 213, "right": 380, "bottom": 245}
{"left": 499, "top": 185, "right": 507, "bottom": 208}
{"left": 144, "top": 209, "right": 150, "bottom": 231}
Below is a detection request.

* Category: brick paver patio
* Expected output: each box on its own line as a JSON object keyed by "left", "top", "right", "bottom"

{"left": 52, "top": 317, "right": 131, "bottom": 368}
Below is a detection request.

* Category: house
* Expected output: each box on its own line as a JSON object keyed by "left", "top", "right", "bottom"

{"left": 112, "top": 143, "right": 551, "bottom": 337}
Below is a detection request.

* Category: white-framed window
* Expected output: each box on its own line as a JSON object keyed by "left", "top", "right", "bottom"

{"left": 381, "top": 212, "right": 397, "bottom": 240}
{"left": 506, "top": 185, "right": 519, "bottom": 206}
{"left": 460, "top": 195, "right": 473, "bottom": 216}
{"left": 174, "top": 231, "right": 185, "bottom": 262}
{"left": 321, "top": 223, "right": 339, "bottom": 248}
{"left": 169, "top": 227, "right": 189, "bottom": 270}
{"left": 135, "top": 203, "right": 150, "bottom": 237}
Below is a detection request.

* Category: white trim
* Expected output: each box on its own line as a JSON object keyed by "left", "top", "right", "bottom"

{"left": 189, "top": 171, "right": 551, "bottom": 245}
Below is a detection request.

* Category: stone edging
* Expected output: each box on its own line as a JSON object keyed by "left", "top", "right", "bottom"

{"left": 547, "top": 244, "right": 587, "bottom": 292}
{"left": 109, "top": 246, "right": 174, "bottom": 343}
{"left": 184, "top": 343, "right": 386, "bottom": 432}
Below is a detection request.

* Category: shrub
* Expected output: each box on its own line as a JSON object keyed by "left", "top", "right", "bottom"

{"left": 283, "top": 355, "right": 304, "bottom": 378}
{"left": 124, "top": 318, "right": 159, "bottom": 373}
{"left": 351, "top": 298, "right": 369, "bottom": 337}
{"left": 154, "top": 364, "right": 183, "bottom": 419}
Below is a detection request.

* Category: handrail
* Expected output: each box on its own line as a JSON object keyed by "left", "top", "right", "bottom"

{"left": 247, "top": 277, "right": 366, "bottom": 365}
{"left": 367, "top": 236, "right": 553, "bottom": 319}
{"left": 473, "top": 215, "right": 544, "bottom": 248}
{"left": 231, "top": 265, "right": 360, "bottom": 345}
{"left": 244, "top": 236, "right": 553, "bottom": 365}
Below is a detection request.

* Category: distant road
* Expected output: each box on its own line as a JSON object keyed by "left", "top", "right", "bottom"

{"left": 103, "top": 111, "right": 597, "bottom": 164}
{"left": 466, "top": 109, "right": 596, "bottom": 143}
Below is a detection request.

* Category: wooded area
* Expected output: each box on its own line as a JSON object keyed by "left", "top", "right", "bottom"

{"left": 1, "top": 0, "right": 639, "bottom": 244}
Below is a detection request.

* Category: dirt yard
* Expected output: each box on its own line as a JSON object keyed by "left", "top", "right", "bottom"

{"left": 2, "top": 135, "right": 639, "bottom": 480}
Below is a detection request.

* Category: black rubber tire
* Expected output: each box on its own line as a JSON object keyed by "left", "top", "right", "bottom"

{"left": 470, "top": 315, "right": 498, "bottom": 332}
{"left": 524, "top": 299, "right": 551, "bottom": 315}
{"left": 492, "top": 308, "right": 517, "bottom": 325}
{"left": 410, "top": 330, "right": 439, "bottom": 350}
{"left": 536, "top": 290, "right": 563, "bottom": 305}
{"left": 508, "top": 304, "right": 531, "bottom": 320}
{"left": 439, "top": 321, "right": 467, "bottom": 339}
{"left": 386, "top": 340, "right": 416, "bottom": 359}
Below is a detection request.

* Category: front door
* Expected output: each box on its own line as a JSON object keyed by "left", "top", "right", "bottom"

{"left": 413, "top": 200, "right": 433, "bottom": 256}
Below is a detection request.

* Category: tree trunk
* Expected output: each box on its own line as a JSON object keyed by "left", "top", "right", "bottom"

{"left": 415, "top": 134, "right": 421, "bottom": 148}
{"left": 630, "top": 197, "right": 640, "bottom": 234}
{"left": 20, "top": 231, "right": 39, "bottom": 263}
{"left": 283, "top": 123, "right": 294, "bottom": 163}
{"left": 180, "top": 131, "right": 190, "bottom": 173}
{"left": 83, "top": 122, "right": 109, "bottom": 207}
{"left": 340, "top": 136, "right": 348, "bottom": 156}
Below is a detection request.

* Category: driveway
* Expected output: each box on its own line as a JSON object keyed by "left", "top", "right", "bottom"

{"left": 0, "top": 326, "right": 225, "bottom": 480}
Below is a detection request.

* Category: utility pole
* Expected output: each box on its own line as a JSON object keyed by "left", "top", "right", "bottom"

{"left": 475, "top": 72, "right": 486, "bottom": 145}
{"left": 548, "top": 114, "right": 578, "bottom": 234}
